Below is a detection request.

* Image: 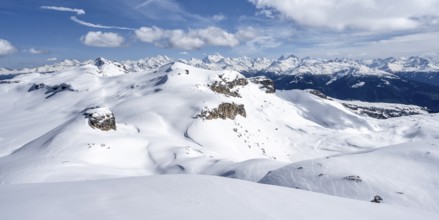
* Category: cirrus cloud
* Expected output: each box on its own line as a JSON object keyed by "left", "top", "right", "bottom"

{"left": 80, "top": 31, "right": 124, "bottom": 47}
{"left": 41, "top": 6, "right": 85, "bottom": 15}
{"left": 0, "top": 39, "right": 16, "bottom": 56}
{"left": 249, "top": 0, "right": 439, "bottom": 32}
{"left": 70, "top": 16, "right": 134, "bottom": 30}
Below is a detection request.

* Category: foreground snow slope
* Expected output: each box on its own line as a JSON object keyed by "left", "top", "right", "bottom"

{"left": 260, "top": 140, "right": 439, "bottom": 212}
{"left": 1, "top": 175, "right": 437, "bottom": 220}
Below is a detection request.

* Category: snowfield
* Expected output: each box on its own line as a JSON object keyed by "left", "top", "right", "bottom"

{"left": 1, "top": 175, "right": 438, "bottom": 220}
{"left": 0, "top": 59, "right": 438, "bottom": 219}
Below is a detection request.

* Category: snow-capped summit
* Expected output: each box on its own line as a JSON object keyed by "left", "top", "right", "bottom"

{"left": 123, "top": 55, "right": 173, "bottom": 72}
{"left": 203, "top": 53, "right": 225, "bottom": 63}
{"left": 364, "top": 56, "right": 439, "bottom": 73}
{"left": 87, "top": 57, "right": 127, "bottom": 77}
{"left": 266, "top": 54, "right": 300, "bottom": 73}
{"left": 3, "top": 53, "right": 439, "bottom": 77}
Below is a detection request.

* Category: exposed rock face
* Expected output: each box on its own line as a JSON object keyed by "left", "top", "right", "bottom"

{"left": 249, "top": 76, "right": 275, "bottom": 93}
{"left": 342, "top": 103, "right": 427, "bottom": 119}
{"left": 95, "top": 57, "right": 107, "bottom": 67}
{"left": 28, "top": 83, "right": 46, "bottom": 92}
{"left": 45, "top": 83, "right": 74, "bottom": 94}
{"left": 307, "top": 89, "right": 328, "bottom": 99}
{"left": 84, "top": 107, "right": 116, "bottom": 131}
{"left": 0, "top": 80, "right": 20, "bottom": 84}
{"left": 199, "top": 103, "right": 246, "bottom": 120}
{"left": 209, "top": 74, "right": 248, "bottom": 98}
{"left": 28, "top": 83, "right": 75, "bottom": 98}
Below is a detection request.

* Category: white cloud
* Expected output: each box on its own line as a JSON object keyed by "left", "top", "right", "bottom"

{"left": 70, "top": 16, "right": 134, "bottom": 30}
{"left": 212, "top": 14, "right": 226, "bottom": 22}
{"left": 41, "top": 6, "right": 85, "bottom": 15}
{"left": 0, "top": 39, "right": 16, "bottom": 56}
{"left": 232, "top": 24, "right": 297, "bottom": 55}
{"left": 135, "top": 26, "right": 239, "bottom": 50}
{"left": 47, "top": 57, "right": 58, "bottom": 61}
{"left": 80, "top": 31, "right": 124, "bottom": 47}
{"left": 167, "top": 30, "right": 205, "bottom": 50}
{"left": 249, "top": 0, "right": 439, "bottom": 32}
{"left": 235, "top": 27, "right": 258, "bottom": 41}
{"left": 135, "top": 27, "right": 165, "bottom": 43}
{"left": 195, "top": 27, "right": 239, "bottom": 47}
{"left": 28, "top": 48, "right": 49, "bottom": 55}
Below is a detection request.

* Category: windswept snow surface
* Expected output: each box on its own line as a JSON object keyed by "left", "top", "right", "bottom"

{"left": 260, "top": 140, "right": 439, "bottom": 212}
{"left": 1, "top": 175, "right": 437, "bottom": 220}
{"left": 1, "top": 60, "right": 439, "bottom": 217}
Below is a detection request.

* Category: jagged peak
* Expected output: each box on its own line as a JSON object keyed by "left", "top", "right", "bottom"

{"left": 94, "top": 57, "right": 111, "bottom": 67}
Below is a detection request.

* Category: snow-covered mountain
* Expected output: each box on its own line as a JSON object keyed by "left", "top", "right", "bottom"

{"left": 1, "top": 58, "right": 439, "bottom": 219}
{"left": 3, "top": 54, "right": 439, "bottom": 75}
{"left": 357, "top": 56, "right": 439, "bottom": 87}
{"left": 362, "top": 56, "right": 439, "bottom": 73}
{"left": 2, "top": 54, "right": 439, "bottom": 112}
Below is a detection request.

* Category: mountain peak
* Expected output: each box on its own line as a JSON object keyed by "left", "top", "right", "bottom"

{"left": 203, "top": 53, "right": 225, "bottom": 63}
{"left": 94, "top": 57, "right": 110, "bottom": 67}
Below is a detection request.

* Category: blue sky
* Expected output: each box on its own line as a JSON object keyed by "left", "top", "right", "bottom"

{"left": 1, "top": 0, "right": 439, "bottom": 68}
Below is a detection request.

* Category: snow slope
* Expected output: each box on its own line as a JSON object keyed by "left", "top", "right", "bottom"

{"left": 2, "top": 62, "right": 435, "bottom": 183}
{"left": 260, "top": 140, "right": 439, "bottom": 212}
{"left": 1, "top": 60, "right": 439, "bottom": 217}
{"left": 1, "top": 174, "right": 437, "bottom": 220}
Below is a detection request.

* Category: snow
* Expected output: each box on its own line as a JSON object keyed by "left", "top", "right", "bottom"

{"left": 337, "top": 99, "right": 429, "bottom": 115}
{"left": 84, "top": 106, "right": 112, "bottom": 116}
{"left": 1, "top": 174, "right": 437, "bottom": 220}
{"left": 260, "top": 140, "right": 439, "bottom": 212}
{"left": 363, "top": 56, "right": 439, "bottom": 73}
{"left": 1, "top": 59, "right": 439, "bottom": 218}
{"left": 3, "top": 54, "right": 439, "bottom": 77}
{"left": 352, "top": 81, "right": 365, "bottom": 88}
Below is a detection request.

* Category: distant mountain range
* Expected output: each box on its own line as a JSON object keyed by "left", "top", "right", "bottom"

{"left": 2, "top": 54, "right": 439, "bottom": 111}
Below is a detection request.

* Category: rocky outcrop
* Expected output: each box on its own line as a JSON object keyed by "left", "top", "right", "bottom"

{"left": 84, "top": 107, "right": 116, "bottom": 131}
{"left": 46, "top": 83, "right": 74, "bottom": 94}
{"left": 249, "top": 76, "right": 275, "bottom": 93}
{"left": 209, "top": 74, "right": 248, "bottom": 98}
{"left": 306, "top": 89, "right": 329, "bottom": 99}
{"left": 371, "top": 195, "right": 383, "bottom": 203}
{"left": 0, "top": 80, "right": 20, "bottom": 84}
{"left": 28, "top": 83, "right": 46, "bottom": 92}
{"left": 343, "top": 175, "right": 362, "bottom": 183}
{"left": 28, "top": 83, "right": 75, "bottom": 98}
{"left": 342, "top": 103, "right": 428, "bottom": 119}
{"left": 199, "top": 103, "right": 246, "bottom": 120}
